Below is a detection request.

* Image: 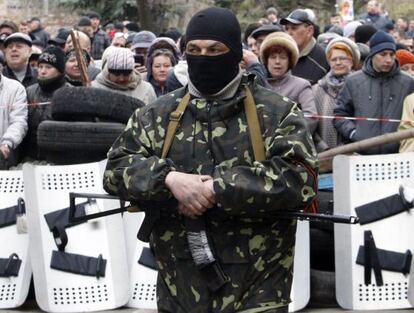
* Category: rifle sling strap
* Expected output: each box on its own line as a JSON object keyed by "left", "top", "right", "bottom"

{"left": 355, "top": 192, "right": 412, "bottom": 225}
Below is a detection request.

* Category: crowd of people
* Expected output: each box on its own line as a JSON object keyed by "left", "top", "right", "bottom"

{"left": 0, "top": 1, "right": 414, "bottom": 311}
{"left": 0, "top": 1, "right": 414, "bottom": 169}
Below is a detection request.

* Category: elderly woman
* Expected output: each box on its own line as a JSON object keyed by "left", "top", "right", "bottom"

{"left": 312, "top": 37, "right": 360, "bottom": 151}
{"left": 92, "top": 47, "right": 156, "bottom": 104}
{"left": 260, "top": 32, "right": 317, "bottom": 134}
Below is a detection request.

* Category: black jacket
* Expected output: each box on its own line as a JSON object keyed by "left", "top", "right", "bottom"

{"left": 292, "top": 39, "right": 330, "bottom": 85}
{"left": 3, "top": 64, "right": 38, "bottom": 88}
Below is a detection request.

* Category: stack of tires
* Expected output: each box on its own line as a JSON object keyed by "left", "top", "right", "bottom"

{"left": 37, "top": 87, "right": 145, "bottom": 165}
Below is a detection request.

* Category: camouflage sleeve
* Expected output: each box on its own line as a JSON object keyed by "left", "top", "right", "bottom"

{"left": 103, "top": 108, "right": 175, "bottom": 202}
{"left": 213, "top": 103, "right": 319, "bottom": 216}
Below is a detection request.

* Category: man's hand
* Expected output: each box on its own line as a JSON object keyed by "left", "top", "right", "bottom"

{"left": 242, "top": 49, "right": 260, "bottom": 66}
{"left": 165, "top": 172, "right": 216, "bottom": 217}
{"left": 0, "top": 144, "right": 10, "bottom": 159}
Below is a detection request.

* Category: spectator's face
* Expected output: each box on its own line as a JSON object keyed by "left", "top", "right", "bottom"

{"left": 372, "top": 50, "right": 395, "bottom": 73}
{"left": 65, "top": 56, "right": 80, "bottom": 79}
{"left": 108, "top": 70, "right": 133, "bottom": 86}
{"left": 247, "top": 36, "right": 258, "bottom": 56}
{"left": 19, "top": 24, "right": 29, "bottom": 34}
{"left": 255, "top": 34, "right": 267, "bottom": 55}
{"left": 90, "top": 17, "right": 100, "bottom": 30}
{"left": 134, "top": 47, "right": 148, "bottom": 59}
{"left": 401, "top": 63, "right": 414, "bottom": 77}
{"left": 266, "top": 46, "right": 289, "bottom": 78}
{"left": 328, "top": 48, "right": 353, "bottom": 76}
{"left": 0, "top": 27, "right": 13, "bottom": 36}
{"left": 397, "top": 18, "right": 408, "bottom": 31}
{"left": 367, "top": 1, "right": 378, "bottom": 14}
{"left": 65, "top": 32, "right": 91, "bottom": 52}
{"left": 38, "top": 63, "right": 60, "bottom": 79}
{"left": 409, "top": 20, "right": 414, "bottom": 31}
{"left": 285, "top": 23, "right": 313, "bottom": 51}
{"left": 331, "top": 15, "right": 342, "bottom": 26}
{"left": 152, "top": 55, "right": 172, "bottom": 85}
{"left": 78, "top": 26, "right": 93, "bottom": 38}
{"left": 267, "top": 13, "right": 277, "bottom": 23}
{"left": 30, "top": 20, "right": 40, "bottom": 30}
{"left": 5, "top": 41, "right": 31, "bottom": 69}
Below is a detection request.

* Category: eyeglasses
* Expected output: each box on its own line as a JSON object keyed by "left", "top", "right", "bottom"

{"left": 330, "top": 56, "right": 351, "bottom": 63}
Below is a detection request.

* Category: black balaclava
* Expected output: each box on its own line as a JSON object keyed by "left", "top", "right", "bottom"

{"left": 185, "top": 7, "right": 242, "bottom": 95}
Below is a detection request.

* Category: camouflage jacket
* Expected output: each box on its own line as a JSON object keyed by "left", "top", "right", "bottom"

{"left": 104, "top": 75, "right": 318, "bottom": 313}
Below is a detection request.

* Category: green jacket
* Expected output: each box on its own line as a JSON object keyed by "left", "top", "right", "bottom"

{"left": 103, "top": 75, "right": 318, "bottom": 313}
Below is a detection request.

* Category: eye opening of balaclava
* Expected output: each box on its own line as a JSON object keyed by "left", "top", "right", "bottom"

{"left": 185, "top": 7, "right": 242, "bottom": 95}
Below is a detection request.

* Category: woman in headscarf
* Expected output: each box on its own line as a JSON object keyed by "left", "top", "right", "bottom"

{"left": 312, "top": 37, "right": 360, "bottom": 151}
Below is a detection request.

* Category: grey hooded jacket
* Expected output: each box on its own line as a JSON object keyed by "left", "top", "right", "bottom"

{"left": 334, "top": 56, "right": 414, "bottom": 155}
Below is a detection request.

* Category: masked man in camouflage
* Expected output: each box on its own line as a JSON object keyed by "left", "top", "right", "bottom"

{"left": 103, "top": 7, "right": 318, "bottom": 313}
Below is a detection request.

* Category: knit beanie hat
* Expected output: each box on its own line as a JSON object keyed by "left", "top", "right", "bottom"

{"left": 396, "top": 49, "right": 414, "bottom": 66}
{"left": 78, "top": 16, "right": 92, "bottom": 27}
{"left": 369, "top": 30, "right": 396, "bottom": 57}
{"left": 185, "top": 7, "right": 242, "bottom": 62}
{"left": 106, "top": 47, "right": 135, "bottom": 71}
{"left": 65, "top": 48, "right": 91, "bottom": 65}
{"left": 355, "top": 24, "right": 377, "bottom": 44}
{"left": 343, "top": 21, "right": 362, "bottom": 38}
{"left": 38, "top": 46, "right": 65, "bottom": 73}
{"left": 260, "top": 32, "right": 299, "bottom": 69}
{"left": 326, "top": 37, "right": 361, "bottom": 69}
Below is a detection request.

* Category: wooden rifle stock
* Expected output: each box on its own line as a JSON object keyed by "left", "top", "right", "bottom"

{"left": 318, "top": 128, "right": 414, "bottom": 173}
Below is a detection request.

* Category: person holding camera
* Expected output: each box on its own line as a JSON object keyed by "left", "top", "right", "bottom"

{"left": 91, "top": 47, "right": 156, "bottom": 104}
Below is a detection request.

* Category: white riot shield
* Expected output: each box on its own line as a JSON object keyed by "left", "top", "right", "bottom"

{"left": 123, "top": 212, "right": 157, "bottom": 309}
{"left": 23, "top": 161, "right": 129, "bottom": 312}
{"left": 289, "top": 220, "right": 310, "bottom": 312}
{"left": 334, "top": 153, "right": 414, "bottom": 310}
{"left": 0, "top": 170, "right": 31, "bottom": 308}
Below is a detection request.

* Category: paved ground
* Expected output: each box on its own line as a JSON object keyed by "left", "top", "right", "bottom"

{"left": 4, "top": 300, "right": 413, "bottom": 312}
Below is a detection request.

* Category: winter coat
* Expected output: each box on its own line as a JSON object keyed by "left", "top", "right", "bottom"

{"left": 291, "top": 38, "right": 330, "bottom": 85}
{"left": 3, "top": 64, "right": 38, "bottom": 88}
{"left": 334, "top": 56, "right": 414, "bottom": 155}
{"left": 30, "top": 27, "right": 50, "bottom": 48}
{"left": 92, "top": 68, "right": 156, "bottom": 105}
{"left": 359, "top": 13, "right": 389, "bottom": 31}
{"left": 23, "top": 77, "right": 70, "bottom": 160}
{"left": 103, "top": 74, "right": 318, "bottom": 313}
{"left": 312, "top": 73, "right": 346, "bottom": 151}
{"left": 91, "top": 29, "right": 111, "bottom": 60}
{"left": 267, "top": 71, "right": 318, "bottom": 133}
{"left": 0, "top": 75, "right": 27, "bottom": 149}
{"left": 399, "top": 92, "right": 414, "bottom": 152}
{"left": 88, "top": 64, "right": 101, "bottom": 81}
